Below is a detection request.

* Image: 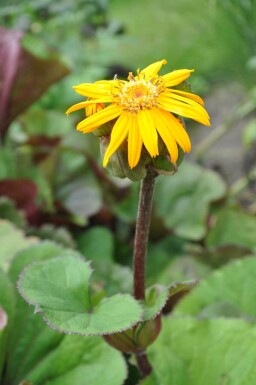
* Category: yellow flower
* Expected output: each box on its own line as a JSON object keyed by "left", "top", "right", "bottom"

{"left": 66, "top": 60, "right": 210, "bottom": 169}
{"left": 85, "top": 100, "right": 105, "bottom": 117}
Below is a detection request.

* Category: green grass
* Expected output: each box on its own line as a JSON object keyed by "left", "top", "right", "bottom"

{"left": 109, "top": 0, "right": 255, "bottom": 87}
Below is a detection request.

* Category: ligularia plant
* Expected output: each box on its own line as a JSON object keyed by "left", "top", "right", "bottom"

{"left": 18, "top": 60, "right": 210, "bottom": 379}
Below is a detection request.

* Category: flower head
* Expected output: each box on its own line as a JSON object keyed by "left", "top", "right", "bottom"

{"left": 66, "top": 60, "right": 210, "bottom": 169}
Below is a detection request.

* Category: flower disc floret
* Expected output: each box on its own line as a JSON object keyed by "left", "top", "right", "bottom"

{"left": 115, "top": 79, "right": 160, "bottom": 113}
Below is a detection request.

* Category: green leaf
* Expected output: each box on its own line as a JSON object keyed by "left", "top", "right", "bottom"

{"left": 26, "top": 335, "right": 127, "bottom": 385}
{"left": 0, "top": 269, "right": 16, "bottom": 377}
{"left": 140, "top": 350, "right": 187, "bottom": 385}
{"left": 206, "top": 209, "right": 256, "bottom": 250}
{"left": 155, "top": 162, "right": 226, "bottom": 240}
{"left": 143, "top": 285, "right": 169, "bottom": 321}
{"left": 27, "top": 224, "right": 76, "bottom": 249}
{"left": 59, "top": 182, "right": 102, "bottom": 221}
{"left": 242, "top": 118, "right": 256, "bottom": 147}
{"left": 113, "top": 182, "right": 140, "bottom": 223}
{"left": 93, "top": 262, "right": 133, "bottom": 296}
{"left": 174, "top": 256, "right": 256, "bottom": 320}
{"left": 0, "top": 143, "right": 53, "bottom": 210}
{"left": 6, "top": 242, "right": 72, "bottom": 383}
{"left": 77, "top": 226, "right": 114, "bottom": 262}
{"left": 143, "top": 317, "right": 256, "bottom": 385}
{"left": 162, "top": 280, "right": 198, "bottom": 314}
{"left": 19, "top": 108, "right": 73, "bottom": 138}
{"left": 77, "top": 228, "right": 133, "bottom": 295}
{"left": 0, "top": 196, "right": 25, "bottom": 227}
{"left": 6, "top": 316, "right": 64, "bottom": 384}
{"left": 152, "top": 255, "right": 211, "bottom": 287}
{"left": 0, "top": 219, "right": 38, "bottom": 271}
{"left": 0, "top": 146, "right": 17, "bottom": 179}
{"left": 141, "top": 257, "right": 256, "bottom": 384}
{"left": 18, "top": 255, "right": 143, "bottom": 335}
{"left": 0, "top": 307, "right": 8, "bottom": 378}
{"left": 195, "top": 243, "right": 252, "bottom": 268}
{"left": 0, "top": 269, "right": 16, "bottom": 318}
{"left": 146, "top": 236, "right": 186, "bottom": 285}
{"left": 9, "top": 240, "right": 77, "bottom": 282}
{"left": 169, "top": 280, "right": 198, "bottom": 298}
{"left": 5, "top": 242, "right": 127, "bottom": 384}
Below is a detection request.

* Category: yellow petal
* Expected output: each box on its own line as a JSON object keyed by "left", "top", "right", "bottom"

{"left": 139, "top": 59, "right": 167, "bottom": 81}
{"left": 156, "top": 108, "right": 191, "bottom": 152}
{"left": 103, "top": 113, "right": 130, "bottom": 166}
{"left": 168, "top": 90, "right": 205, "bottom": 108}
{"left": 162, "top": 69, "right": 194, "bottom": 87}
{"left": 128, "top": 114, "right": 143, "bottom": 168}
{"left": 77, "top": 104, "right": 122, "bottom": 133}
{"left": 66, "top": 99, "right": 108, "bottom": 115}
{"left": 73, "top": 82, "right": 113, "bottom": 99}
{"left": 150, "top": 108, "right": 179, "bottom": 163}
{"left": 157, "top": 93, "right": 210, "bottom": 126}
{"left": 137, "top": 110, "right": 159, "bottom": 157}
{"left": 170, "top": 89, "right": 204, "bottom": 106}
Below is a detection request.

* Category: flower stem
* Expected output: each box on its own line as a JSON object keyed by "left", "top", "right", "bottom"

{"left": 133, "top": 166, "right": 156, "bottom": 301}
{"left": 136, "top": 350, "right": 153, "bottom": 378}
{"left": 132, "top": 166, "right": 157, "bottom": 378}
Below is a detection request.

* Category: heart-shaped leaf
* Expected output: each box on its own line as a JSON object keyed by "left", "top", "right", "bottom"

{"left": 174, "top": 255, "right": 256, "bottom": 320}
{"left": 18, "top": 255, "right": 143, "bottom": 335}
{"left": 142, "top": 317, "right": 256, "bottom": 385}
{"left": 155, "top": 162, "right": 226, "bottom": 240}
{"left": 4, "top": 242, "right": 128, "bottom": 385}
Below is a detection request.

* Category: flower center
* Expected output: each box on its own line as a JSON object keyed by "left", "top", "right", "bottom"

{"left": 115, "top": 79, "right": 161, "bottom": 113}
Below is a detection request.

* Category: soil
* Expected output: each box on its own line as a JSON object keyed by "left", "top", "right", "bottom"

{"left": 189, "top": 82, "right": 256, "bottom": 184}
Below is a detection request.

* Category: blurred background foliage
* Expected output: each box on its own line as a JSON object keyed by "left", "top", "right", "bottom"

{"left": 1, "top": 0, "right": 256, "bottom": 384}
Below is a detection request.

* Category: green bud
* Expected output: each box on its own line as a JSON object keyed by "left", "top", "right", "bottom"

{"left": 99, "top": 119, "right": 186, "bottom": 179}
{"left": 100, "top": 137, "right": 151, "bottom": 182}
{"left": 152, "top": 147, "right": 184, "bottom": 176}
{"left": 104, "top": 315, "right": 162, "bottom": 353}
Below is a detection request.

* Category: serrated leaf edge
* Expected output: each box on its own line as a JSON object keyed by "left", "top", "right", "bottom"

{"left": 143, "top": 284, "right": 169, "bottom": 322}
{"left": 17, "top": 256, "right": 144, "bottom": 336}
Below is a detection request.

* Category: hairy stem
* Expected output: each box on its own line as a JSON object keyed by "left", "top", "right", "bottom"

{"left": 136, "top": 351, "right": 153, "bottom": 378}
{"left": 132, "top": 167, "right": 157, "bottom": 378}
{"left": 133, "top": 167, "right": 156, "bottom": 300}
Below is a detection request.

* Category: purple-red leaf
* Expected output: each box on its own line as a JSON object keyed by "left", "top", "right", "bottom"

{"left": 0, "top": 26, "right": 69, "bottom": 138}
{"left": 0, "top": 179, "right": 38, "bottom": 224}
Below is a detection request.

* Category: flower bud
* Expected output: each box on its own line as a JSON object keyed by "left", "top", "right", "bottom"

{"left": 104, "top": 315, "right": 162, "bottom": 353}
{"left": 100, "top": 136, "right": 151, "bottom": 181}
